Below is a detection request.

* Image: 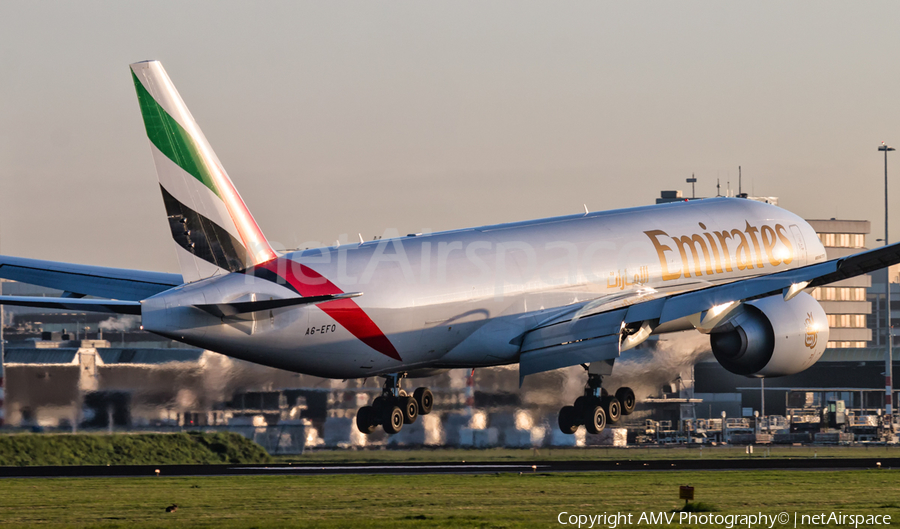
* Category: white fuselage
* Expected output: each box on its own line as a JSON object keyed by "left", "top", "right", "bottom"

{"left": 140, "top": 198, "right": 826, "bottom": 378}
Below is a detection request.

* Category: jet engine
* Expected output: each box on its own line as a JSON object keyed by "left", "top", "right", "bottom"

{"left": 709, "top": 292, "right": 828, "bottom": 377}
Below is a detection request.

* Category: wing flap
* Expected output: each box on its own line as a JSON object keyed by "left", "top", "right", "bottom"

{"left": 519, "top": 334, "right": 619, "bottom": 383}
{"left": 520, "top": 308, "right": 626, "bottom": 353}
{"left": 518, "top": 308, "right": 626, "bottom": 383}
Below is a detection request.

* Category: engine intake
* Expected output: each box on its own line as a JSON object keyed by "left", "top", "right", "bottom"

{"left": 709, "top": 292, "right": 827, "bottom": 377}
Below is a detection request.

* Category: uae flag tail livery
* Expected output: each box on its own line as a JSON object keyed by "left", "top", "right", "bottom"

{"left": 131, "top": 60, "right": 277, "bottom": 283}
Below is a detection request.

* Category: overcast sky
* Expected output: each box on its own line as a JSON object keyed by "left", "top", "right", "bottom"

{"left": 2, "top": 1, "right": 900, "bottom": 274}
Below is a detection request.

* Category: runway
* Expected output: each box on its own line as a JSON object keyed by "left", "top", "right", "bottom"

{"left": 1, "top": 457, "right": 896, "bottom": 478}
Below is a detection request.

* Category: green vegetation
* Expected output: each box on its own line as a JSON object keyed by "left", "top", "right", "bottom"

{"left": 0, "top": 432, "right": 271, "bottom": 466}
{"left": 674, "top": 501, "right": 719, "bottom": 513}
{"left": 0, "top": 470, "right": 896, "bottom": 528}
{"left": 2, "top": 434, "right": 897, "bottom": 467}
{"left": 278, "top": 444, "right": 900, "bottom": 464}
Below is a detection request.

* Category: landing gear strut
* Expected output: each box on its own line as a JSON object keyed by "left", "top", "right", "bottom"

{"left": 557, "top": 360, "right": 636, "bottom": 435}
{"left": 356, "top": 374, "right": 434, "bottom": 435}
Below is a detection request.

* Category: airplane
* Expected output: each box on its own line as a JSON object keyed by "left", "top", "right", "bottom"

{"left": 2, "top": 60, "right": 899, "bottom": 435}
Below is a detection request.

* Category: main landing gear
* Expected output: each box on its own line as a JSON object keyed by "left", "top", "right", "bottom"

{"left": 558, "top": 360, "right": 636, "bottom": 435}
{"left": 356, "top": 373, "right": 434, "bottom": 435}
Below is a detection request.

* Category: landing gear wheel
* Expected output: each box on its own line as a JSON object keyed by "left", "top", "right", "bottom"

{"left": 558, "top": 405, "right": 579, "bottom": 434}
{"left": 383, "top": 406, "right": 404, "bottom": 434}
{"left": 372, "top": 396, "right": 388, "bottom": 414}
{"left": 356, "top": 406, "right": 378, "bottom": 434}
{"left": 573, "top": 395, "right": 594, "bottom": 416}
{"left": 401, "top": 396, "right": 419, "bottom": 424}
{"left": 413, "top": 387, "right": 434, "bottom": 415}
{"left": 602, "top": 396, "right": 621, "bottom": 424}
{"left": 615, "top": 387, "right": 636, "bottom": 415}
{"left": 584, "top": 405, "right": 607, "bottom": 434}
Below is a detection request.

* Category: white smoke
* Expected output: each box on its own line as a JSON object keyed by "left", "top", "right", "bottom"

{"left": 604, "top": 331, "right": 713, "bottom": 401}
{"left": 98, "top": 315, "right": 140, "bottom": 332}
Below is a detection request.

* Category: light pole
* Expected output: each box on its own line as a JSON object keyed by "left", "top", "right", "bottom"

{"left": 721, "top": 410, "right": 727, "bottom": 444}
{"left": 879, "top": 142, "right": 895, "bottom": 433}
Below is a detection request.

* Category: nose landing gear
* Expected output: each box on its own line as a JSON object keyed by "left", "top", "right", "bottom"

{"left": 557, "top": 360, "right": 635, "bottom": 435}
{"left": 356, "top": 374, "right": 434, "bottom": 435}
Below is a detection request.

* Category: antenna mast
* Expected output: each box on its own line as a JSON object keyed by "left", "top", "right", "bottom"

{"left": 686, "top": 174, "right": 698, "bottom": 199}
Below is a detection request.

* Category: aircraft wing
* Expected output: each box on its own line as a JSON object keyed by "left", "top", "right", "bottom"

{"left": 518, "top": 241, "right": 900, "bottom": 381}
{"left": 0, "top": 295, "right": 141, "bottom": 315}
{"left": 0, "top": 255, "right": 183, "bottom": 301}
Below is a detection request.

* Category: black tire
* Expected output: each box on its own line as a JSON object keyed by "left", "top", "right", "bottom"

{"left": 584, "top": 405, "right": 607, "bottom": 434}
{"left": 402, "top": 396, "right": 419, "bottom": 424}
{"left": 413, "top": 387, "right": 434, "bottom": 415}
{"left": 383, "top": 406, "right": 404, "bottom": 434}
{"left": 356, "top": 406, "right": 377, "bottom": 434}
{"left": 616, "top": 387, "right": 636, "bottom": 415}
{"left": 372, "top": 396, "right": 388, "bottom": 416}
{"left": 558, "top": 405, "right": 579, "bottom": 434}
{"left": 602, "top": 396, "right": 621, "bottom": 424}
{"left": 573, "top": 395, "right": 593, "bottom": 416}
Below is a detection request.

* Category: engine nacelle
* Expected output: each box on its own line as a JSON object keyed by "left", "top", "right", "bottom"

{"left": 709, "top": 292, "right": 828, "bottom": 377}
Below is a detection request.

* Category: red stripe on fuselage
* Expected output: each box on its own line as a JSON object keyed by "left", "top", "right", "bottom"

{"left": 258, "top": 259, "right": 401, "bottom": 361}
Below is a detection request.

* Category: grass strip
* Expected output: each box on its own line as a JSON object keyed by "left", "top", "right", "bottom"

{"left": 0, "top": 432, "right": 271, "bottom": 466}
{"left": 0, "top": 470, "right": 896, "bottom": 528}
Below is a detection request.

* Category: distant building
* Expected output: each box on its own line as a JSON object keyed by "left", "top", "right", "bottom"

{"left": 865, "top": 246, "right": 900, "bottom": 347}
{"left": 655, "top": 190, "right": 778, "bottom": 205}
{"left": 805, "top": 219, "right": 872, "bottom": 348}
{"left": 656, "top": 190, "right": 689, "bottom": 203}
{"left": 867, "top": 282, "right": 900, "bottom": 348}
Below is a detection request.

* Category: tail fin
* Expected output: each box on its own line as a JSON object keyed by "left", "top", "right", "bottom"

{"left": 130, "top": 60, "right": 276, "bottom": 283}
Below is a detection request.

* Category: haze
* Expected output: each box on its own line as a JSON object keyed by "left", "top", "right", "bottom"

{"left": 2, "top": 1, "right": 899, "bottom": 274}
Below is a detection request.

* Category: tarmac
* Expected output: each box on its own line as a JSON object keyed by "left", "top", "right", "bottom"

{"left": 0, "top": 458, "right": 896, "bottom": 478}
